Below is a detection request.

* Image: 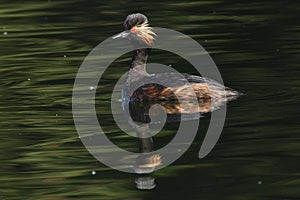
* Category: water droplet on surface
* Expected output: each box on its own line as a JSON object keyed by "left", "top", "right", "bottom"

{"left": 89, "top": 86, "right": 95, "bottom": 91}
{"left": 91, "top": 171, "right": 96, "bottom": 175}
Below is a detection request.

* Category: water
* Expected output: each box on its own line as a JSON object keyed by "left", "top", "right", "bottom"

{"left": 1, "top": 0, "right": 299, "bottom": 199}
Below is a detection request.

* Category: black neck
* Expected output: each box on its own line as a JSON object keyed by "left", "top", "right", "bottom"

{"left": 130, "top": 48, "right": 150, "bottom": 72}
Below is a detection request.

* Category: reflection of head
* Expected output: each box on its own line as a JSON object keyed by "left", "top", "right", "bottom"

{"left": 134, "top": 153, "right": 162, "bottom": 174}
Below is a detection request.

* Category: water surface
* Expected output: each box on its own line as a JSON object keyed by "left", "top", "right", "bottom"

{"left": 1, "top": 0, "right": 299, "bottom": 199}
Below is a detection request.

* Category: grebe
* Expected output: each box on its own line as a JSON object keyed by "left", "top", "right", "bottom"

{"left": 113, "top": 13, "right": 240, "bottom": 108}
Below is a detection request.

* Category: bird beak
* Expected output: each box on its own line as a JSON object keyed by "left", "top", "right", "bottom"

{"left": 112, "top": 30, "right": 130, "bottom": 39}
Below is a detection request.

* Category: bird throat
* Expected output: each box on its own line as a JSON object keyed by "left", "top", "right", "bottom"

{"left": 131, "top": 48, "right": 150, "bottom": 74}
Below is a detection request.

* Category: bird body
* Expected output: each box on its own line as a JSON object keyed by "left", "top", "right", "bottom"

{"left": 113, "top": 13, "right": 240, "bottom": 111}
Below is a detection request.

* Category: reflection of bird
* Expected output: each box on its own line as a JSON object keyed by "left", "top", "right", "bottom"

{"left": 113, "top": 13, "right": 240, "bottom": 108}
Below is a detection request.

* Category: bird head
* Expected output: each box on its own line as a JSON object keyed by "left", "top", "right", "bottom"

{"left": 113, "top": 13, "right": 156, "bottom": 46}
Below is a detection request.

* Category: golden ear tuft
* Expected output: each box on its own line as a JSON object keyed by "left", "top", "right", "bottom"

{"left": 135, "top": 22, "right": 157, "bottom": 46}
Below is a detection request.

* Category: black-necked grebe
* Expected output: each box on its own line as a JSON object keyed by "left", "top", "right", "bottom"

{"left": 113, "top": 13, "right": 240, "bottom": 106}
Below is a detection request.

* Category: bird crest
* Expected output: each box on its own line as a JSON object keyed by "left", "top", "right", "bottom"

{"left": 131, "top": 22, "right": 157, "bottom": 46}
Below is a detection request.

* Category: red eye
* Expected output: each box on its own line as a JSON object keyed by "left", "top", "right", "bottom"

{"left": 130, "top": 27, "right": 136, "bottom": 33}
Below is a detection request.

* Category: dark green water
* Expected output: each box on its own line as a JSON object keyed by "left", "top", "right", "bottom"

{"left": 1, "top": 0, "right": 299, "bottom": 199}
